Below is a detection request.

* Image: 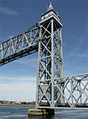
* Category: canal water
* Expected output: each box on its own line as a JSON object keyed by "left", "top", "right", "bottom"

{"left": 0, "top": 105, "right": 88, "bottom": 119}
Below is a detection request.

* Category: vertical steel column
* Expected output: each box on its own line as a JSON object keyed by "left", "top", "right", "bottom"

{"left": 79, "top": 81, "right": 82, "bottom": 104}
{"left": 70, "top": 78, "right": 73, "bottom": 107}
{"left": 51, "top": 19, "right": 54, "bottom": 107}
{"left": 59, "top": 27, "right": 64, "bottom": 104}
{"left": 59, "top": 28, "right": 64, "bottom": 78}
{"left": 36, "top": 26, "right": 42, "bottom": 108}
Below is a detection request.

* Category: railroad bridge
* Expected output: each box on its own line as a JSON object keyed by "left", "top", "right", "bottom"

{"left": 0, "top": 3, "right": 88, "bottom": 115}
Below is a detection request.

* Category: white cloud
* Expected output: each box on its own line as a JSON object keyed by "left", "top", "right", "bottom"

{"left": 0, "top": 76, "right": 36, "bottom": 101}
{"left": 0, "top": 6, "right": 19, "bottom": 16}
{"left": 0, "top": 76, "right": 36, "bottom": 82}
{"left": 0, "top": 82, "right": 36, "bottom": 102}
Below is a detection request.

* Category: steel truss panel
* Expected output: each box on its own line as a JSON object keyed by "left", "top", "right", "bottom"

{"left": 0, "top": 26, "right": 39, "bottom": 65}
{"left": 37, "top": 73, "right": 88, "bottom": 109}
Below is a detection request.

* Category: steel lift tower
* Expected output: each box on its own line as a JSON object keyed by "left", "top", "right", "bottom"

{"left": 36, "top": 3, "right": 64, "bottom": 108}
{"left": 0, "top": 3, "right": 88, "bottom": 116}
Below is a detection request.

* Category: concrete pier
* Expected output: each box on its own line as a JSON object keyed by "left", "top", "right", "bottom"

{"left": 28, "top": 109, "right": 54, "bottom": 116}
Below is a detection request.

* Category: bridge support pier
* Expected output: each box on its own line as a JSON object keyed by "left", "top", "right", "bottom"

{"left": 28, "top": 109, "right": 54, "bottom": 116}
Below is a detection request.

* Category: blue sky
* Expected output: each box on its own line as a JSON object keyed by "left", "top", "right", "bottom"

{"left": 0, "top": 0, "right": 88, "bottom": 101}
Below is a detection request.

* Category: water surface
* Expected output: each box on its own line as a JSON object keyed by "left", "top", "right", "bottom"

{"left": 0, "top": 106, "right": 88, "bottom": 119}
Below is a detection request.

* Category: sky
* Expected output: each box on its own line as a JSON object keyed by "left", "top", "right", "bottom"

{"left": 0, "top": 0, "right": 88, "bottom": 102}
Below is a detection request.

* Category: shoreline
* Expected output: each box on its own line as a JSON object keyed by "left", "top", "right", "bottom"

{"left": 0, "top": 103, "right": 35, "bottom": 107}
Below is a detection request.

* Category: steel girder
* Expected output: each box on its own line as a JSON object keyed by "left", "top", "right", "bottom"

{"left": 0, "top": 26, "right": 39, "bottom": 65}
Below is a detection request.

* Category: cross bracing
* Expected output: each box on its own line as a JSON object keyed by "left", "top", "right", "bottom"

{"left": 0, "top": 26, "right": 39, "bottom": 65}
{"left": 0, "top": 3, "right": 88, "bottom": 109}
{"left": 37, "top": 73, "right": 88, "bottom": 109}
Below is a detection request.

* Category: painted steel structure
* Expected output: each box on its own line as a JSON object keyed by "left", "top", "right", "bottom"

{"left": 0, "top": 26, "right": 39, "bottom": 65}
{"left": 0, "top": 3, "right": 88, "bottom": 109}
{"left": 36, "top": 3, "right": 64, "bottom": 108}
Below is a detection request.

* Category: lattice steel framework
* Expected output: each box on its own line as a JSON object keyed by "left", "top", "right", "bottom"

{"left": 37, "top": 73, "right": 88, "bottom": 109}
{"left": 0, "top": 26, "right": 39, "bottom": 65}
{"left": 36, "top": 4, "right": 64, "bottom": 108}
{"left": 36, "top": 4, "right": 88, "bottom": 109}
{"left": 0, "top": 3, "right": 88, "bottom": 109}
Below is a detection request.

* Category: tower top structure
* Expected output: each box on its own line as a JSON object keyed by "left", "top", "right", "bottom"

{"left": 47, "top": 2, "right": 54, "bottom": 12}
{"left": 40, "top": 3, "right": 62, "bottom": 28}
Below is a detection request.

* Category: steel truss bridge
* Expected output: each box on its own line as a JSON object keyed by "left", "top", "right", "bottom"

{"left": 0, "top": 3, "right": 88, "bottom": 109}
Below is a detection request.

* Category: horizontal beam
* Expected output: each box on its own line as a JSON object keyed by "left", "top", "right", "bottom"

{"left": 38, "top": 106, "right": 88, "bottom": 110}
{"left": 54, "top": 73, "right": 88, "bottom": 81}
